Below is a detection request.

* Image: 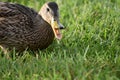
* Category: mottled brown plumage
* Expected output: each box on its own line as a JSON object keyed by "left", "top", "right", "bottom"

{"left": 0, "top": 2, "right": 64, "bottom": 52}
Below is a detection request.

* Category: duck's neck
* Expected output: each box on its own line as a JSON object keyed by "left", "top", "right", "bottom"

{"left": 26, "top": 15, "right": 55, "bottom": 50}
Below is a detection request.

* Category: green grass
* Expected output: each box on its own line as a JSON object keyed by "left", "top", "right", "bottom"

{"left": 0, "top": 0, "right": 120, "bottom": 80}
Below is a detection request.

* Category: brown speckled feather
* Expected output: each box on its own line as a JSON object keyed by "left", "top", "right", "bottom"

{"left": 0, "top": 2, "right": 54, "bottom": 51}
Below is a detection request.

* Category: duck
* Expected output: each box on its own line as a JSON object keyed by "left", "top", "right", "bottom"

{"left": 0, "top": 2, "right": 64, "bottom": 53}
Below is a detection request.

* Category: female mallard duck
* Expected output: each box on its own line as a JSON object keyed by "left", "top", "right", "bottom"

{"left": 0, "top": 2, "right": 64, "bottom": 52}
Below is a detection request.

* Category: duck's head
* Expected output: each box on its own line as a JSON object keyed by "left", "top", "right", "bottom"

{"left": 39, "top": 2, "right": 64, "bottom": 40}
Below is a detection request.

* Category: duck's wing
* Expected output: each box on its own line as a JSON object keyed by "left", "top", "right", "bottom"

{"left": 0, "top": 2, "right": 38, "bottom": 42}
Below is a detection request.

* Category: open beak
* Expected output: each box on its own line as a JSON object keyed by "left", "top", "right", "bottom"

{"left": 51, "top": 17, "right": 64, "bottom": 40}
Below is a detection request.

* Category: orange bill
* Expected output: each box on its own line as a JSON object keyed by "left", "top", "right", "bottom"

{"left": 51, "top": 20, "right": 62, "bottom": 40}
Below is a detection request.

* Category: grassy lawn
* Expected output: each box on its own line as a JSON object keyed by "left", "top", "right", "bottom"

{"left": 0, "top": 0, "right": 120, "bottom": 80}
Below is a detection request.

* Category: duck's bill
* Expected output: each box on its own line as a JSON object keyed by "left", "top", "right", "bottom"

{"left": 51, "top": 21, "right": 62, "bottom": 40}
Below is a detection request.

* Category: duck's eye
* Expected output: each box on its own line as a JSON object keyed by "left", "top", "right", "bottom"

{"left": 47, "top": 8, "right": 49, "bottom": 12}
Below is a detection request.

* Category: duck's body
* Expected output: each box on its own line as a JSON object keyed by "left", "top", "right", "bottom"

{"left": 0, "top": 2, "right": 63, "bottom": 52}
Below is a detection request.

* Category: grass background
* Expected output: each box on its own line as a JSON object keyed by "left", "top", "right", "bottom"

{"left": 0, "top": 0, "right": 120, "bottom": 80}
